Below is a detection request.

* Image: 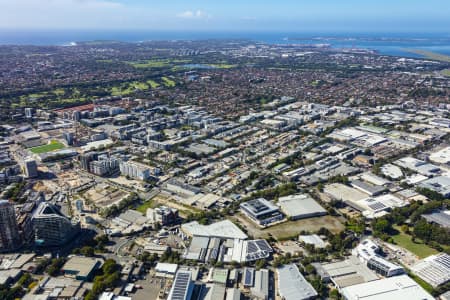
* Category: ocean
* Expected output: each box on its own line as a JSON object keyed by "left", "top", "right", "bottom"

{"left": 1, "top": 30, "right": 450, "bottom": 58}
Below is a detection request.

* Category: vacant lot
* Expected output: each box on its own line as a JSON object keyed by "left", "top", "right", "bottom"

{"left": 232, "top": 213, "right": 344, "bottom": 241}
{"left": 30, "top": 140, "right": 65, "bottom": 154}
{"left": 392, "top": 232, "right": 438, "bottom": 259}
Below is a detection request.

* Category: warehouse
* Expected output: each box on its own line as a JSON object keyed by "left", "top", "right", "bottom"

{"left": 181, "top": 220, "right": 248, "bottom": 240}
{"left": 62, "top": 256, "right": 103, "bottom": 281}
{"left": 314, "top": 256, "right": 379, "bottom": 289}
{"left": 155, "top": 263, "right": 178, "bottom": 278}
{"left": 411, "top": 253, "right": 450, "bottom": 287}
{"left": 419, "top": 176, "right": 450, "bottom": 198}
{"left": 341, "top": 275, "right": 434, "bottom": 300}
{"left": 277, "top": 264, "right": 317, "bottom": 300}
{"left": 278, "top": 194, "right": 327, "bottom": 220}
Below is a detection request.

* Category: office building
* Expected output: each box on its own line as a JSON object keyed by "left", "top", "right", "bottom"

{"left": 31, "top": 202, "right": 79, "bottom": 246}
{"left": 240, "top": 198, "right": 284, "bottom": 226}
{"left": 25, "top": 108, "right": 34, "bottom": 118}
{"left": 62, "top": 132, "right": 75, "bottom": 146}
{"left": 23, "top": 158, "right": 38, "bottom": 178}
{"left": 0, "top": 200, "right": 22, "bottom": 252}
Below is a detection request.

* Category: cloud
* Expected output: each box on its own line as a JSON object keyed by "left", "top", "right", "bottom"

{"left": 177, "top": 10, "right": 211, "bottom": 20}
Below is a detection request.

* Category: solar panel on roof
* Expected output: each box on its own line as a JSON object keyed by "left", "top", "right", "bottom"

{"left": 367, "top": 202, "right": 387, "bottom": 210}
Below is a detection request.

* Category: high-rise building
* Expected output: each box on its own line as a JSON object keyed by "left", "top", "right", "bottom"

{"left": 24, "top": 108, "right": 35, "bottom": 118}
{"left": 23, "top": 158, "right": 38, "bottom": 178}
{"left": 0, "top": 200, "right": 22, "bottom": 252}
{"left": 62, "top": 132, "right": 75, "bottom": 146}
{"left": 79, "top": 152, "right": 98, "bottom": 172}
{"left": 31, "top": 202, "right": 79, "bottom": 246}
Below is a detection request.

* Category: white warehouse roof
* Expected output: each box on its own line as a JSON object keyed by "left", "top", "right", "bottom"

{"left": 341, "top": 275, "right": 434, "bottom": 300}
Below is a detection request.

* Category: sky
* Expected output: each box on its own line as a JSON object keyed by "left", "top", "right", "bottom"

{"left": 0, "top": 0, "right": 449, "bottom": 33}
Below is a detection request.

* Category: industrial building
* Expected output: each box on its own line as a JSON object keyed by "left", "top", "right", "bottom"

{"left": 314, "top": 256, "right": 379, "bottom": 289}
{"left": 422, "top": 210, "right": 450, "bottom": 228}
{"left": 168, "top": 270, "right": 194, "bottom": 300}
{"left": 278, "top": 194, "right": 327, "bottom": 220}
{"left": 250, "top": 269, "right": 270, "bottom": 300}
{"left": 181, "top": 220, "right": 247, "bottom": 240}
{"left": 62, "top": 256, "right": 103, "bottom": 281}
{"left": 411, "top": 253, "right": 450, "bottom": 287}
{"left": 419, "top": 176, "right": 450, "bottom": 198}
{"left": 340, "top": 275, "right": 434, "bottom": 300}
{"left": 240, "top": 198, "right": 284, "bottom": 226}
{"left": 155, "top": 263, "right": 178, "bottom": 278}
{"left": 277, "top": 264, "right": 317, "bottom": 300}
{"left": 165, "top": 179, "right": 202, "bottom": 197}
{"left": 183, "top": 235, "right": 273, "bottom": 264}
{"left": 429, "top": 146, "right": 450, "bottom": 165}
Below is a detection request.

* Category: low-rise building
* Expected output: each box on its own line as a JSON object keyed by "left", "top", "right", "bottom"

{"left": 277, "top": 264, "right": 317, "bottom": 300}
{"left": 341, "top": 275, "right": 434, "bottom": 300}
{"left": 62, "top": 256, "right": 103, "bottom": 281}
{"left": 278, "top": 194, "right": 327, "bottom": 220}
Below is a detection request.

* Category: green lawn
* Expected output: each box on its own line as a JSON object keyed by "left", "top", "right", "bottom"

{"left": 441, "top": 69, "right": 450, "bottom": 77}
{"left": 147, "top": 80, "right": 160, "bottom": 88}
{"left": 127, "top": 59, "right": 170, "bottom": 69}
{"left": 136, "top": 200, "right": 157, "bottom": 214}
{"left": 162, "top": 77, "right": 176, "bottom": 87}
{"left": 208, "top": 63, "right": 236, "bottom": 69}
{"left": 404, "top": 49, "right": 450, "bottom": 62}
{"left": 391, "top": 232, "right": 438, "bottom": 258}
{"left": 30, "top": 140, "right": 65, "bottom": 154}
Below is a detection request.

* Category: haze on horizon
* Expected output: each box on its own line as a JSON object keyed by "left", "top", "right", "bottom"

{"left": 0, "top": 0, "right": 449, "bottom": 33}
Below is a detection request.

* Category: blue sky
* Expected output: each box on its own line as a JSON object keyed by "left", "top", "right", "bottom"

{"left": 1, "top": 0, "right": 449, "bottom": 32}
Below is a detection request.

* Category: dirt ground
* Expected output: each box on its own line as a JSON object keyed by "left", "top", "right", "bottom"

{"left": 231, "top": 213, "right": 344, "bottom": 240}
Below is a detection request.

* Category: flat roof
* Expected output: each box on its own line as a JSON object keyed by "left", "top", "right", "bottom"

{"left": 324, "top": 183, "right": 368, "bottom": 203}
{"left": 320, "top": 256, "right": 379, "bottom": 288}
{"left": 155, "top": 263, "right": 178, "bottom": 274}
{"left": 277, "top": 264, "right": 318, "bottom": 300}
{"left": 278, "top": 194, "right": 326, "bottom": 218}
{"left": 240, "top": 198, "right": 280, "bottom": 217}
{"left": 182, "top": 220, "right": 248, "bottom": 240}
{"left": 63, "top": 256, "right": 102, "bottom": 278}
{"left": 341, "top": 275, "right": 434, "bottom": 300}
{"left": 422, "top": 210, "right": 450, "bottom": 228}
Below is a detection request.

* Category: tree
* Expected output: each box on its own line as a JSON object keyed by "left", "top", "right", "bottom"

{"left": 80, "top": 246, "right": 95, "bottom": 257}
{"left": 255, "top": 259, "right": 266, "bottom": 270}
{"left": 372, "top": 218, "right": 391, "bottom": 235}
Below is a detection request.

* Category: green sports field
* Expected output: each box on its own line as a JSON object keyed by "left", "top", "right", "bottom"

{"left": 30, "top": 140, "right": 65, "bottom": 154}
